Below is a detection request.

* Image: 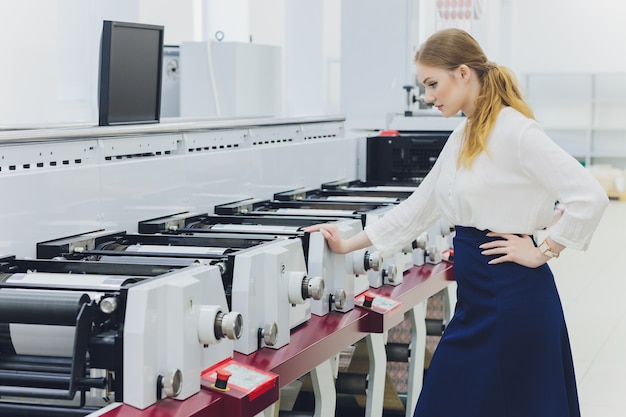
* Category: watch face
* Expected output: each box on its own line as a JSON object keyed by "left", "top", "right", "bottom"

{"left": 539, "top": 241, "right": 556, "bottom": 258}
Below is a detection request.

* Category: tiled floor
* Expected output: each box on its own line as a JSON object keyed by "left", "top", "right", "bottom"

{"left": 548, "top": 200, "right": 626, "bottom": 416}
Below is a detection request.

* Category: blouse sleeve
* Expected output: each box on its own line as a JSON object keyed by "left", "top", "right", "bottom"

{"left": 519, "top": 122, "right": 609, "bottom": 250}
{"left": 364, "top": 136, "right": 452, "bottom": 258}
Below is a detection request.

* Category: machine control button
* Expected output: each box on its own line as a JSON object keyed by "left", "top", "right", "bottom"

{"left": 216, "top": 311, "right": 243, "bottom": 340}
{"left": 161, "top": 369, "right": 183, "bottom": 398}
{"left": 303, "top": 276, "right": 325, "bottom": 300}
{"left": 363, "top": 294, "right": 375, "bottom": 308}
{"left": 262, "top": 322, "right": 279, "bottom": 346}
{"left": 214, "top": 369, "right": 232, "bottom": 390}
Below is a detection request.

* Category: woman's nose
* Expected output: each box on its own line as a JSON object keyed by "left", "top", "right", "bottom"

{"left": 423, "top": 93, "right": 435, "bottom": 104}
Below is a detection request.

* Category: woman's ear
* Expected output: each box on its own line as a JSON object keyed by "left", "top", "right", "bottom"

{"left": 458, "top": 64, "right": 471, "bottom": 80}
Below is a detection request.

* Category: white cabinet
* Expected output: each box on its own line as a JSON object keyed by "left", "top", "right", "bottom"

{"left": 523, "top": 73, "right": 626, "bottom": 168}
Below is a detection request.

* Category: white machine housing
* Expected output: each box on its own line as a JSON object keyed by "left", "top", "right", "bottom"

{"left": 231, "top": 238, "right": 318, "bottom": 355}
{"left": 361, "top": 206, "right": 412, "bottom": 288}
{"left": 306, "top": 218, "right": 375, "bottom": 316}
{"left": 123, "top": 263, "right": 236, "bottom": 409}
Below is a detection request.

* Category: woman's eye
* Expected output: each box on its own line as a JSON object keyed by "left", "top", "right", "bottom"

{"left": 428, "top": 82, "right": 437, "bottom": 88}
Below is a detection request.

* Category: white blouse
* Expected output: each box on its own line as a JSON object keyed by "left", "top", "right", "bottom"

{"left": 365, "top": 106, "right": 609, "bottom": 258}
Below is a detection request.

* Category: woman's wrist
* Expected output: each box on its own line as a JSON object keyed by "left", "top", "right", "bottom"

{"left": 538, "top": 237, "right": 563, "bottom": 260}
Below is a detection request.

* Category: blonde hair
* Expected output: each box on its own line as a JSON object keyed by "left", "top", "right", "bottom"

{"left": 414, "top": 29, "right": 534, "bottom": 168}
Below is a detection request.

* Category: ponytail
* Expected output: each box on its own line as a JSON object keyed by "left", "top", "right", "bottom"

{"left": 460, "top": 65, "right": 534, "bottom": 168}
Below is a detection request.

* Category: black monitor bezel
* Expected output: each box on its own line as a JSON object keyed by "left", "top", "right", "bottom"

{"left": 98, "top": 20, "right": 164, "bottom": 127}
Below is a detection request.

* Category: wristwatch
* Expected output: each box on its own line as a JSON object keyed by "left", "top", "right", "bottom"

{"left": 538, "top": 239, "right": 559, "bottom": 258}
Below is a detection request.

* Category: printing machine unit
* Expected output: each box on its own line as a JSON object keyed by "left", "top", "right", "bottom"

{"left": 36, "top": 230, "right": 324, "bottom": 355}
{"left": 273, "top": 185, "right": 415, "bottom": 203}
{"left": 213, "top": 198, "right": 408, "bottom": 288}
{"left": 321, "top": 178, "right": 419, "bottom": 192}
{"left": 318, "top": 179, "right": 455, "bottom": 265}
{"left": 137, "top": 212, "right": 383, "bottom": 316}
{"left": 0, "top": 256, "right": 242, "bottom": 416}
{"left": 212, "top": 191, "right": 452, "bottom": 290}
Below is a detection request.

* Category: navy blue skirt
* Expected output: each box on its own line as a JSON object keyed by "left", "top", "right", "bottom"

{"left": 414, "top": 226, "right": 580, "bottom": 417}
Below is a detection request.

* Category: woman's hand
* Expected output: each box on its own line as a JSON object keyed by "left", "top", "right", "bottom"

{"left": 302, "top": 224, "right": 373, "bottom": 255}
{"left": 479, "top": 232, "right": 551, "bottom": 268}
{"left": 303, "top": 224, "right": 347, "bottom": 253}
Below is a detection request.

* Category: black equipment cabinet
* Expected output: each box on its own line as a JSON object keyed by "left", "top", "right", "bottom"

{"left": 366, "top": 131, "right": 450, "bottom": 185}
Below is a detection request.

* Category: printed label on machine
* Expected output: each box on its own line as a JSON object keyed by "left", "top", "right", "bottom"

{"left": 354, "top": 291, "right": 402, "bottom": 313}
{"left": 202, "top": 360, "right": 277, "bottom": 399}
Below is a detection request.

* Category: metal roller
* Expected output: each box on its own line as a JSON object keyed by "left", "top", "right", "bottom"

{"left": 201, "top": 223, "right": 301, "bottom": 234}
{"left": 0, "top": 370, "right": 106, "bottom": 391}
{"left": 2, "top": 272, "right": 135, "bottom": 292}
{"left": 0, "top": 355, "right": 72, "bottom": 374}
{"left": 386, "top": 342, "right": 410, "bottom": 363}
{"left": 335, "top": 372, "right": 368, "bottom": 395}
{"left": 122, "top": 244, "right": 232, "bottom": 256}
{"left": 0, "top": 290, "right": 90, "bottom": 326}
{"left": 0, "top": 402, "right": 100, "bottom": 417}
{"left": 426, "top": 318, "right": 445, "bottom": 336}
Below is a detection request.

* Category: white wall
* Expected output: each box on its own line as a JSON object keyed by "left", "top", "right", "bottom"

{"left": 2, "top": 0, "right": 626, "bottom": 127}
{"left": 0, "top": 0, "right": 143, "bottom": 126}
{"left": 509, "top": 0, "right": 626, "bottom": 74}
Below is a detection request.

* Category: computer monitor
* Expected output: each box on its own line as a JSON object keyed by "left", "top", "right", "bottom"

{"left": 98, "top": 20, "right": 164, "bottom": 126}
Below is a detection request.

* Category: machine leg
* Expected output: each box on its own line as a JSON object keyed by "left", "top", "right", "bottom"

{"left": 442, "top": 282, "right": 457, "bottom": 325}
{"left": 405, "top": 302, "right": 427, "bottom": 417}
{"left": 311, "top": 358, "right": 337, "bottom": 417}
{"left": 365, "top": 333, "right": 386, "bottom": 417}
{"left": 254, "top": 401, "right": 278, "bottom": 417}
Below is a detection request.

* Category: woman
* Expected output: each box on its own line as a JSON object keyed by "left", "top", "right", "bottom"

{"left": 305, "top": 29, "right": 608, "bottom": 417}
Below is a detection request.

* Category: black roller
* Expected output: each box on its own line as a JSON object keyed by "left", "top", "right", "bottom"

{"left": 0, "top": 370, "right": 72, "bottom": 390}
{"left": 386, "top": 342, "right": 410, "bottom": 362}
{"left": 0, "top": 290, "right": 90, "bottom": 326}
{"left": 0, "top": 370, "right": 106, "bottom": 391}
{"left": 426, "top": 318, "right": 445, "bottom": 336}
{"left": 335, "top": 372, "right": 367, "bottom": 395}
{"left": 0, "top": 402, "right": 99, "bottom": 417}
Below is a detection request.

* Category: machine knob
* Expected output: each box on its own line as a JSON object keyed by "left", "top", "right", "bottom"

{"left": 426, "top": 246, "right": 438, "bottom": 263}
{"left": 303, "top": 276, "right": 325, "bottom": 300}
{"left": 383, "top": 264, "right": 398, "bottom": 283}
{"left": 402, "top": 243, "right": 413, "bottom": 254}
{"left": 332, "top": 289, "right": 347, "bottom": 310}
{"left": 415, "top": 233, "right": 429, "bottom": 250}
{"left": 215, "top": 311, "right": 243, "bottom": 340}
{"left": 261, "top": 322, "right": 279, "bottom": 346}
{"left": 365, "top": 251, "right": 382, "bottom": 272}
{"left": 161, "top": 369, "right": 183, "bottom": 398}
{"left": 99, "top": 296, "right": 118, "bottom": 314}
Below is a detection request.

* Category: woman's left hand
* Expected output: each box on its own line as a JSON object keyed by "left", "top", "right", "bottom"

{"left": 479, "top": 232, "right": 548, "bottom": 268}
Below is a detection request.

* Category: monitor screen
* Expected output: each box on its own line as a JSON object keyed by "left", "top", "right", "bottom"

{"left": 98, "top": 21, "right": 164, "bottom": 126}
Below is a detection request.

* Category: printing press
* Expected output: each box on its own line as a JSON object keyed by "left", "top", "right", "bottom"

{"left": 213, "top": 198, "right": 408, "bottom": 289}
{"left": 36, "top": 230, "right": 325, "bottom": 355}
{"left": 318, "top": 179, "right": 455, "bottom": 265}
{"left": 138, "top": 212, "right": 385, "bottom": 316}
{"left": 0, "top": 256, "right": 242, "bottom": 416}
{"left": 0, "top": 114, "right": 459, "bottom": 417}
{"left": 214, "top": 193, "right": 451, "bottom": 289}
